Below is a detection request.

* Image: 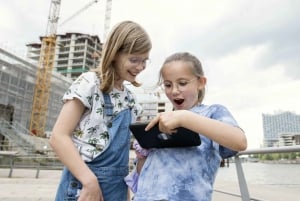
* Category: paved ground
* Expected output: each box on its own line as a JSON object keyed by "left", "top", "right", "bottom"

{"left": 0, "top": 168, "right": 299, "bottom": 201}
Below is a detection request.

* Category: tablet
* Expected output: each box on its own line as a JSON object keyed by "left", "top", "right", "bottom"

{"left": 129, "top": 122, "right": 201, "bottom": 149}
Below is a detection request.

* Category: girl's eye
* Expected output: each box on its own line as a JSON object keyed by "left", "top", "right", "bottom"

{"left": 164, "top": 84, "right": 171, "bottom": 88}
{"left": 178, "top": 81, "right": 188, "bottom": 86}
{"left": 163, "top": 83, "right": 171, "bottom": 88}
{"left": 129, "top": 58, "right": 139, "bottom": 64}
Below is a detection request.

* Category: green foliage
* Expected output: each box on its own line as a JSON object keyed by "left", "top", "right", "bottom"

{"left": 258, "top": 152, "right": 300, "bottom": 161}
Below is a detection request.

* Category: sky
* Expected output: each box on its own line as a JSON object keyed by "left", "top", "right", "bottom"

{"left": 1, "top": 0, "right": 300, "bottom": 149}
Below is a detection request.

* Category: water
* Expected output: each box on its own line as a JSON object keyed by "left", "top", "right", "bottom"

{"left": 216, "top": 162, "right": 300, "bottom": 188}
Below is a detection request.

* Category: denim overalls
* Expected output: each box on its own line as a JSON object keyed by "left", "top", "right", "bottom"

{"left": 55, "top": 93, "right": 132, "bottom": 201}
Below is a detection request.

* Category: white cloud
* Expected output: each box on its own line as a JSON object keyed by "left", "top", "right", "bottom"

{"left": 1, "top": 0, "right": 299, "bottom": 149}
{"left": 203, "top": 43, "right": 300, "bottom": 148}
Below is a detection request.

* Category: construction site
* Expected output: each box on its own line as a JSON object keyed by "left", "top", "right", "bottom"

{"left": 0, "top": 0, "right": 167, "bottom": 172}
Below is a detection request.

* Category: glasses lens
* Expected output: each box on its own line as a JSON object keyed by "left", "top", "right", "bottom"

{"left": 144, "top": 59, "right": 151, "bottom": 66}
{"left": 129, "top": 57, "right": 151, "bottom": 67}
{"left": 161, "top": 78, "right": 197, "bottom": 91}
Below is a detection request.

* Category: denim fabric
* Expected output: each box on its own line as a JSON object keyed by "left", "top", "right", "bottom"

{"left": 55, "top": 101, "right": 132, "bottom": 201}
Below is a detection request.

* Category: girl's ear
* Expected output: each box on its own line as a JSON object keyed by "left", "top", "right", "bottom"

{"left": 198, "top": 76, "right": 207, "bottom": 89}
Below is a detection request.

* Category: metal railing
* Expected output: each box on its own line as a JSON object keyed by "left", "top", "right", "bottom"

{"left": 234, "top": 145, "right": 300, "bottom": 201}
{"left": 7, "top": 155, "right": 63, "bottom": 178}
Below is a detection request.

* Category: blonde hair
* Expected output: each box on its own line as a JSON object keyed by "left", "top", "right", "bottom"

{"left": 94, "top": 21, "right": 152, "bottom": 93}
{"left": 158, "top": 52, "right": 206, "bottom": 103}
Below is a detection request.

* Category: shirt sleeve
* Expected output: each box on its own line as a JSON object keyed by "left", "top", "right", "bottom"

{"left": 62, "top": 72, "right": 97, "bottom": 109}
{"left": 133, "top": 140, "right": 150, "bottom": 158}
{"left": 210, "top": 104, "right": 240, "bottom": 159}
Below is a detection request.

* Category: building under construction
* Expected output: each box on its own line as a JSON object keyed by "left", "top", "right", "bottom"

{"left": 0, "top": 47, "right": 73, "bottom": 136}
{"left": 0, "top": 46, "right": 72, "bottom": 157}
{"left": 0, "top": 0, "right": 169, "bottom": 163}
{"left": 26, "top": 33, "right": 102, "bottom": 80}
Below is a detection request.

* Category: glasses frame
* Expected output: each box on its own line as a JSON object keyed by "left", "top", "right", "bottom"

{"left": 128, "top": 57, "right": 151, "bottom": 68}
{"left": 161, "top": 78, "right": 198, "bottom": 92}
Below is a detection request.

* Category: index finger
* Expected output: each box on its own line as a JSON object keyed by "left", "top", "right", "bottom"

{"left": 145, "top": 115, "right": 159, "bottom": 131}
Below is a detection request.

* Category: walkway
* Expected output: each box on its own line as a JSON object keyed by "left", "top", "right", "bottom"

{"left": 0, "top": 168, "right": 298, "bottom": 201}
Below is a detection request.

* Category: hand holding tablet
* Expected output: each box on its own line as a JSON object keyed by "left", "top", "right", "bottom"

{"left": 129, "top": 122, "right": 201, "bottom": 149}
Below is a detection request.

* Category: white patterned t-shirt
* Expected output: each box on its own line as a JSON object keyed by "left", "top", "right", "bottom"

{"left": 63, "top": 72, "right": 142, "bottom": 162}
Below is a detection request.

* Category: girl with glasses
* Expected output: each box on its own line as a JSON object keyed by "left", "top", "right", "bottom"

{"left": 50, "top": 21, "right": 152, "bottom": 201}
{"left": 127, "top": 52, "right": 247, "bottom": 201}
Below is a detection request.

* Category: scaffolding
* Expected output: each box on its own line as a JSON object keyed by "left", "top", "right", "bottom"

{"left": 0, "top": 47, "right": 72, "bottom": 135}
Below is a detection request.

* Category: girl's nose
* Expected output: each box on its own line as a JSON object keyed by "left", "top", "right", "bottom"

{"left": 136, "top": 63, "right": 146, "bottom": 71}
{"left": 171, "top": 85, "right": 180, "bottom": 94}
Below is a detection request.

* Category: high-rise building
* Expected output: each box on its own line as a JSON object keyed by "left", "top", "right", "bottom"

{"left": 262, "top": 111, "right": 300, "bottom": 147}
{"left": 26, "top": 32, "right": 102, "bottom": 80}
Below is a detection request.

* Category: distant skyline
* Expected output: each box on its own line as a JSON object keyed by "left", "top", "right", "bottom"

{"left": 262, "top": 111, "right": 300, "bottom": 147}
{"left": 1, "top": 0, "right": 300, "bottom": 148}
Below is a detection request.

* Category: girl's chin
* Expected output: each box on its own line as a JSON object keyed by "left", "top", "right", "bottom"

{"left": 127, "top": 76, "right": 136, "bottom": 83}
{"left": 173, "top": 104, "right": 184, "bottom": 110}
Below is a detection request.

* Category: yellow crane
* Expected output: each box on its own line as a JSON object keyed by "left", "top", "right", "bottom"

{"left": 29, "top": 0, "right": 111, "bottom": 137}
{"left": 29, "top": 0, "right": 61, "bottom": 137}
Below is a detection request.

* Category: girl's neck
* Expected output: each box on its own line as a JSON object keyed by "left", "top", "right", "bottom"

{"left": 114, "top": 78, "right": 124, "bottom": 91}
{"left": 114, "top": 85, "right": 124, "bottom": 91}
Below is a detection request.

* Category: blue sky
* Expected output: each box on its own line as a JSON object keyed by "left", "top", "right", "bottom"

{"left": 1, "top": 0, "right": 300, "bottom": 148}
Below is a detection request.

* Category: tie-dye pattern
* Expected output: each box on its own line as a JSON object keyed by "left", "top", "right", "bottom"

{"left": 133, "top": 104, "right": 240, "bottom": 201}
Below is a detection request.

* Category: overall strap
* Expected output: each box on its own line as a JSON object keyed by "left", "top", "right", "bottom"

{"left": 103, "top": 93, "right": 113, "bottom": 117}
{"left": 103, "top": 93, "right": 114, "bottom": 128}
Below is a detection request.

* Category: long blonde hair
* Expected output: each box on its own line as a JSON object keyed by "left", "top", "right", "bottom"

{"left": 94, "top": 21, "right": 152, "bottom": 93}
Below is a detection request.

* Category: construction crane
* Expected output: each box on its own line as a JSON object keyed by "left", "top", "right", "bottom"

{"left": 29, "top": 0, "right": 61, "bottom": 137}
{"left": 59, "top": 0, "right": 98, "bottom": 27}
{"left": 29, "top": 0, "right": 111, "bottom": 137}
{"left": 103, "top": 0, "right": 112, "bottom": 40}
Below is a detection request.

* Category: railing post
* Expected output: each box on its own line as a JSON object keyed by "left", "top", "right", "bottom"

{"left": 8, "top": 156, "right": 15, "bottom": 178}
{"left": 234, "top": 155, "right": 250, "bottom": 201}
{"left": 36, "top": 158, "right": 41, "bottom": 178}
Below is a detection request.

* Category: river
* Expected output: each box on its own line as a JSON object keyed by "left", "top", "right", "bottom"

{"left": 216, "top": 162, "right": 300, "bottom": 187}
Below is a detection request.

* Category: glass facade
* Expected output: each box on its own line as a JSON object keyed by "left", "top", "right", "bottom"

{"left": 262, "top": 111, "right": 300, "bottom": 147}
{"left": 0, "top": 47, "right": 73, "bottom": 134}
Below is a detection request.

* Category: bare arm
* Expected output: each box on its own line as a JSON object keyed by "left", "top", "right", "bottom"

{"left": 146, "top": 110, "right": 247, "bottom": 151}
{"left": 49, "top": 99, "right": 103, "bottom": 201}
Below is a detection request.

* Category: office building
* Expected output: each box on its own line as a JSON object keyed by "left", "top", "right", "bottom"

{"left": 262, "top": 111, "right": 300, "bottom": 147}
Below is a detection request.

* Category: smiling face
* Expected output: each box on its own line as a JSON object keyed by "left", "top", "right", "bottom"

{"left": 161, "top": 60, "right": 206, "bottom": 110}
{"left": 114, "top": 52, "right": 150, "bottom": 89}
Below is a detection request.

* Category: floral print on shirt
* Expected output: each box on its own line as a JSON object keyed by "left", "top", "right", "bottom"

{"left": 63, "top": 72, "right": 142, "bottom": 162}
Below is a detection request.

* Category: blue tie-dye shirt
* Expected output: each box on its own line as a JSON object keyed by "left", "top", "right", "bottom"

{"left": 133, "top": 103, "right": 239, "bottom": 201}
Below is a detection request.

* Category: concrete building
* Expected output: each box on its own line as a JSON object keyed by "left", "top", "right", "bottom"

{"left": 138, "top": 101, "right": 172, "bottom": 121}
{"left": 0, "top": 47, "right": 73, "bottom": 134}
{"left": 277, "top": 133, "right": 300, "bottom": 147}
{"left": 127, "top": 86, "right": 172, "bottom": 122}
{"left": 26, "top": 33, "right": 102, "bottom": 80}
{"left": 262, "top": 111, "right": 300, "bottom": 147}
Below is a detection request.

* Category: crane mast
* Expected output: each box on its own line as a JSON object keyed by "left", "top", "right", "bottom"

{"left": 29, "top": 0, "right": 61, "bottom": 137}
{"left": 103, "top": 0, "right": 112, "bottom": 40}
{"left": 29, "top": 0, "right": 111, "bottom": 137}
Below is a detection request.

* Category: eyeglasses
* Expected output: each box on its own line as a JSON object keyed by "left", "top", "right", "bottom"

{"left": 128, "top": 57, "right": 151, "bottom": 67}
{"left": 161, "top": 78, "right": 198, "bottom": 92}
